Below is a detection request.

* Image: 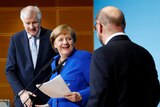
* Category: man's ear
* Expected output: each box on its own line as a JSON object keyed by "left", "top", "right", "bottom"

{"left": 99, "top": 23, "right": 103, "bottom": 34}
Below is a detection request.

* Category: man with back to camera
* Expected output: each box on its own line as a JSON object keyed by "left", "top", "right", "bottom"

{"left": 87, "top": 6, "right": 160, "bottom": 107}
{"left": 5, "top": 5, "right": 56, "bottom": 107}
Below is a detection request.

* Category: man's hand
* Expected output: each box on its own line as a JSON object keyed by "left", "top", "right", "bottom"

{"left": 18, "top": 90, "right": 36, "bottom": 107}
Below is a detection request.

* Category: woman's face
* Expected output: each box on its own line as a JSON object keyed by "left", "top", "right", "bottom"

{"left": 54, "top": 33, "right": 74, "bottom": 58}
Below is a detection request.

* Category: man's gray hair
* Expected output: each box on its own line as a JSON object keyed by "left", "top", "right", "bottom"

{"left": 20, "top": 5, "right": 42, "bottom": 23}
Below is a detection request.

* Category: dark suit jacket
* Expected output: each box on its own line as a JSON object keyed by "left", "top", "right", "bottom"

{"left": 87, "top": 35, "right": 160, "bottom": 107}
{"left": 6, "top": 27, "right": 56, "bottom": 107}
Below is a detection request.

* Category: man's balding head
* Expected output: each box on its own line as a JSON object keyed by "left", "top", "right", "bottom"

{"left": 96, "top": 6, "right": 126, "bottom": 30}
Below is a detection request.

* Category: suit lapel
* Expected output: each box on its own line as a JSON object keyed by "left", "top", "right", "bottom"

{"left": 36, "top": 28, "right": 45, "bottom": 68}
{"left": 21, "top": 31, "right": 34, "bottom": 69}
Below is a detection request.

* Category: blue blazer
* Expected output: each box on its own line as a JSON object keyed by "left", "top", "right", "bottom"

{"left": 48, "top": 49, "right": 91, "bottom": 107}
{"left": 5, "top": 27, "right": 56, "bottom": 106}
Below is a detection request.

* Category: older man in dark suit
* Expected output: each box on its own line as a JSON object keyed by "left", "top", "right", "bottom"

{"left": 87, "top": 6, "right": 160, "bottom": 107}
{"left": 5, "top": 5, "right": 56, "bottom": 107}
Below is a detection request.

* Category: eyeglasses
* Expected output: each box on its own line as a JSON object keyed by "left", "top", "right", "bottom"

{"left": 94, "top": 23, "right": 97, "bottom": 31}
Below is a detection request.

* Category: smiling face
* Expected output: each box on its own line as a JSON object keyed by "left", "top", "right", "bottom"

{"left": 20, "top": 6, "right": 41, "bottom": 36}
{"left": 54, "top": 31, "right": 75, "bottom": 59}
{"left": 22, "top": 15, "right": 40, "bottom": 36}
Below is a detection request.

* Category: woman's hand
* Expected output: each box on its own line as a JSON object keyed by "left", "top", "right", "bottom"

{"left": 64, "top": 92, "right": 82, "bottom": 102}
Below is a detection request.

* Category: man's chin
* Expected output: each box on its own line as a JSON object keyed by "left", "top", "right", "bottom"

{"left": 29, "top": 32, "right": 37, "bottom": 36}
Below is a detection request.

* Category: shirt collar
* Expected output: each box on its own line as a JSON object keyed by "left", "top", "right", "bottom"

{"left": 105, "top": 32, "right": 125, "bottom": 45}
{"left": 27, "top": 28, "right": 41, "bottom": 39}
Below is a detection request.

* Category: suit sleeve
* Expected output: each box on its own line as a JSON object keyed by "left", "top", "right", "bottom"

{"left": 5, "top": 36, "right": 24, "bottom": 95}
{"left": 79, "top": 52, "right": 91, "bottom": 106}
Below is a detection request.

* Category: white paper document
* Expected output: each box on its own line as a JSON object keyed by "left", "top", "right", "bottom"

{"left": 36, "top": 75, "right": 71, "bottom": 98}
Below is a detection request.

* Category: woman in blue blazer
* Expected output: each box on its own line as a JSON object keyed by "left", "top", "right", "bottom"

{"left": 36, "top": 24, "right": 91, "bottom": 107}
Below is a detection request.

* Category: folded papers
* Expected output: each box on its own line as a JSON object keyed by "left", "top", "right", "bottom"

{"left": 36, "top": 75, "right": 71, "bottom": 98}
